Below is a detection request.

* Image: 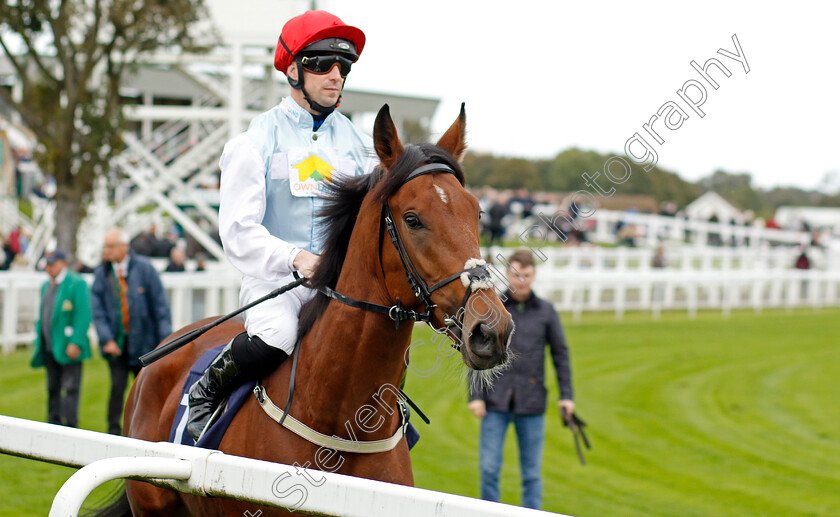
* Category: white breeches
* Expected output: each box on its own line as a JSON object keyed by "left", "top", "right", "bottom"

{"left": 240, "top": 273, "right": 316, "bottom": 354}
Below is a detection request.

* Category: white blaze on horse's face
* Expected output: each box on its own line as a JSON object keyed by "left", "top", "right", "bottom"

{"left": 434, "top": 184, "right": 449, "bottom": 204}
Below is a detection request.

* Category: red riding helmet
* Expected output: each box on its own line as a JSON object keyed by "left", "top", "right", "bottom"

{"left": 274, "top": 11, "right": 366, "bottom": 74}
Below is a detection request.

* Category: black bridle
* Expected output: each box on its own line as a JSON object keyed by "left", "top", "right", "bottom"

{"left": 276, "top": 161, "right": 492, "bottom": 429}
{"left": 318, "top": 162, "right": 492, "bottom": 333}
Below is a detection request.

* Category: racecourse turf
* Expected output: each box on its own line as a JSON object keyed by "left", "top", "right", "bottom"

{"left": 0, "top": 308, "right": 838, "bottom": 516}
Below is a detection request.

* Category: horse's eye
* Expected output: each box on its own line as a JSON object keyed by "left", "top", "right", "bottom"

{"left": 404, "top": 213, "right": 424, "bottom": 229}
{"left": 479, "top": 210, "right": 485, "bottom": 221}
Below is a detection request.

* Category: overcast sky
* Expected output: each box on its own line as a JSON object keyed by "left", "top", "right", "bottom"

{"left": 316, "top": 0, "right": 839, "bottom": 192}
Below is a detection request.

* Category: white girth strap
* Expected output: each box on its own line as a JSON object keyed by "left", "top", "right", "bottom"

{"left": 253, "top": 385, "right": 407, "bottom": 454}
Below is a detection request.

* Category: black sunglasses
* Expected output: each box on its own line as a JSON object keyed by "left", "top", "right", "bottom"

{"left": 299, "top": 54, "right": 354, "bottom": 77}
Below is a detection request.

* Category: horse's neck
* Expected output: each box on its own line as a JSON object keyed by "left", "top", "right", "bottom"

{"left": 298, "top": 308, "right": 413, "bottom": 419}
{"left": 272, "top": 210, "right": 416, "bottom": 436}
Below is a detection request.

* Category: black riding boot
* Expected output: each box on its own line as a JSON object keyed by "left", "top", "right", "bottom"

{"left": 186, "top": 342, "right": 243, "bottom": 441}
{"left": 186, "top": 332, "right": 288, "bottom": 442}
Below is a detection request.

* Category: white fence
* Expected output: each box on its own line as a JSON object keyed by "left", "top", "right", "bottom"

{"left": 490, "top": 246, "right": 840, "bottom": 319}
{"left": 0, "top": 415, "right": 568, "bottom": 517}
{"left": 587, "top": 209, "right": 821, "bottom": 248}
{"left": 0, "top": 267, "right": 241, "bottom": 354}
{"left": 3, "top": 245, "right": 840, "bottom": 353}
{"left": 509, "top": 207, "right": 831, "bottom": 249}
{"left": 540, "top": 269, "right": 840, "bottom": 320}
{"left": 0, "top": 270, "right": 40, "bottom": 353}
{"left": 517, "top": 245, "right": 839, "bottom": 272}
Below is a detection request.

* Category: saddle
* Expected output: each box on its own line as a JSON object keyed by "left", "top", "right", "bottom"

{"left": 169, "top": 345, "right": 420, "bottom": 451}
{"left": 168, "top": 345, "right": 255, "bottom": 449}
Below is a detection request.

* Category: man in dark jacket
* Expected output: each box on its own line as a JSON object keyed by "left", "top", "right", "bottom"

{"left": 468, "top": 249, "right": 575, "bottom": 510}
{"left": 91, "top": 227, "right": 172, "bottom": 434}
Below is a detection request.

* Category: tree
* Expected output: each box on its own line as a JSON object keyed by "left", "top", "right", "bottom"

{"left": 541, "top": 148, "right": 606, "bottom": 192}
{"left": 484, "top": 157, "right": 541, "bottom": 190}
{"left": 0, "top": 0, "right": 213, "bottom": 263}
{"left": 465, "top": 147, "right": 703, "bottom": 208}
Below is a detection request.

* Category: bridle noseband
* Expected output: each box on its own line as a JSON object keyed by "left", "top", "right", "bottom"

{"left": 319, "top": 161, "right": 493, "bottom": 334}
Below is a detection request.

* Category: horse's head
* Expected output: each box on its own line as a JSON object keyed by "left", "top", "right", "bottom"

{"left": 371, "top": 104, "right": 514, "bottom": 370}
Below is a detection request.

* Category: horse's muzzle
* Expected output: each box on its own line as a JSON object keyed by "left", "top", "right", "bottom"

{"left": 463, "top": 318, "right": 513, "bottom": 370}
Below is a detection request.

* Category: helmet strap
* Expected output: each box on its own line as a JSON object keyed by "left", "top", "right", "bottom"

{"left": 303, "top": 87, "right": 341, "bottom": 116}
{"left": 287, "top": 55, "right": 304, "bottom": 89}
{"left": 281, "top": 36, "right": 343, "bottom": 116}
{"left": 280, "top": 37, "right": 303, "bottom": 89}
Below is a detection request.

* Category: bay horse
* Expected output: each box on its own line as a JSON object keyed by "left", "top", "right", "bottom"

{"left": 103, "top": 105, "right": 513, "bottom": 516}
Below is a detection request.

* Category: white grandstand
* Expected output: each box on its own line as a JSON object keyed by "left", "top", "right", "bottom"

{"left": 0, "top": 0, "right": 439, "bottom": 268}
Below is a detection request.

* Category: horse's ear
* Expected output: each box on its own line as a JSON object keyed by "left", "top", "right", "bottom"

{"left": 436, "top": 102, "right": 467, "bottom": 161}
{"left": 373, "top": 104, "right": 404, "bottom": 169}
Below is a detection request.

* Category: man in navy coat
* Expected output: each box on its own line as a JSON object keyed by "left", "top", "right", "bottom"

{"left": 91, "top": 227, "right": 172, "bottom": 434}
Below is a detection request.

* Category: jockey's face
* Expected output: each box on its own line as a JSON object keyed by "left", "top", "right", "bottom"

{"left": 288, "top": 60, "right": 346, "bottom": 115}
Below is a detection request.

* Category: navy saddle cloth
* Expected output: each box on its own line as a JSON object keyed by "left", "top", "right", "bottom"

{"left": 168, "top": 345, "right": 420, "bottom": 451}
{"left": 168, "top": 344, "right": 255, "bottom": 449}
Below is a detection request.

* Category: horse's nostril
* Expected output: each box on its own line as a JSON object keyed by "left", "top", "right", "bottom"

{"left": 468, "top": 323, "right": 496, "bottom": 357}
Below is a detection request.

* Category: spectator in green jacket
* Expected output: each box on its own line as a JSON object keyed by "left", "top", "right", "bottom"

{"left": 31, "top": 249, "right": 93, "bottom": 428}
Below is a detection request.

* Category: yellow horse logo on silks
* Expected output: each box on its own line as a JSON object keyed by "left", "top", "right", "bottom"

{"left": 293, "top": 155, "right": 335, "bottom": 182}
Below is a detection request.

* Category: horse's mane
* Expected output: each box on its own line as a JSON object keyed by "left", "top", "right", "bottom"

{"left": 297, "top": 143, "right": 465, "bottom": 340}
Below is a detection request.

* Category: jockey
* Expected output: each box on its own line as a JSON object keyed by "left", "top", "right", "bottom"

{"left": 187, "top": 10, "right": 377, "bottom": 441}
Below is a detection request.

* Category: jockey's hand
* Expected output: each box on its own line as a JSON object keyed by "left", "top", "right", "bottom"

{"left": 293, "top": 250, "right": 320, "bottom": 280}
{"left": 468, "top": 400, "right": 486, "bottom": 419}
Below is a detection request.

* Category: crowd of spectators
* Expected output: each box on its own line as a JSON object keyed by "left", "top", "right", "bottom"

{"left": 473, "top": 187, "right": 591, "bottom": 247}
{"left": 127, "top": 222, "right": 218, "bottom": 273}
{"left": 471, "top": 186, "right": 836, "bottom": 252}
{"left": 0, "top": 225, "right": 30, "bottom": 270}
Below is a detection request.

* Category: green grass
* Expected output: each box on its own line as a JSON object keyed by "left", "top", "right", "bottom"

{"left": 0, "top": 348, "right": 114, "bottom": 516}
{"left": 407, "top": 308, "right": 840, "bottom": 517}
{"left": 1, "top": 308, "right": 839, "bottom": 516}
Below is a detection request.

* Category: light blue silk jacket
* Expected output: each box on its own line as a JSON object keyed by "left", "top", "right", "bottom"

{"left": 219, "top": 97, "right": 378, "bottom": 283}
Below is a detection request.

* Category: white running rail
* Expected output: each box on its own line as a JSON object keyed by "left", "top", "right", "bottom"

{"left": 0, "top": 415, "right": 571, "bottom": 517}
